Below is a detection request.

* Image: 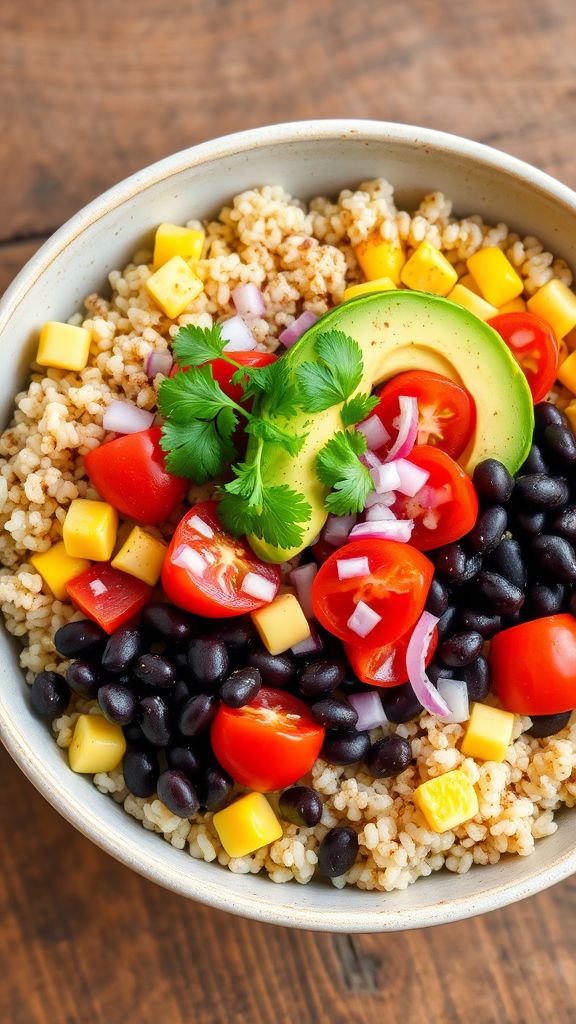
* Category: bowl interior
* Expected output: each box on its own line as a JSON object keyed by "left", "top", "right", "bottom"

{"left": 2, "top": 121, "right": 576, "bottom": 931}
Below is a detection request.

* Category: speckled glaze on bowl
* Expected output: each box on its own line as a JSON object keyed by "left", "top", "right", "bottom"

{"left": 2, "top": 121, "right": 576, "bottom": 932}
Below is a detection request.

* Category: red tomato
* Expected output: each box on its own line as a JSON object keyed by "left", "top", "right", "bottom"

{"left": 66, "top": 564, "right": 152, "bottom": 634}
{"left": 211, "top": 688, "right": 325, "bottom": 792}
{"left": 487, "top": 312, "right": 559, "bottom": 404}
{"left": 85, "top": 427, "right": 187, "bottom": 526}
{"left": 373, "top": 370, "right": 476, "bottom": 459}
{"left": 344, "top": 625, "right": 438, "bottom": 687}
{"left": 311, "top": 539, "right": 433, "bottom": 648}
{"left": 392, "top": 445, "right": 478, "bottom": 551}
{"left": 491, "top": 614, "right": 576, "bottom": 715}
{"left": 170, "top": 350, "right": 277, "bottom": 403}
{"left": 162, "top": 501, "right": 280, "bottom": 618}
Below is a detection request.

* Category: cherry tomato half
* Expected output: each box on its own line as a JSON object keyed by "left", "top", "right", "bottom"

{"left": 170, "top": 350, "right": 277, "bottom": 403}
{"left": 211, "top": 688, "right": 325, "bottom": 792}
{"left": 311, "top": 539, "right": 434, "bottom": 648}
{"left": 344, "top": 625, "right": 438, "bottom": 687}
{"left": 487, "top": 312, "right": 559, "bottom": 404}
{"left": 85, "top": 427, "right": 187, "bottom": 526}
{"left": 162, "top": 501, "right": 280, "bottom": 618}
{"left": 374, "top": 370, "right": 476, "bottom": 460}
{"left": 491, "top": 614, "right": 576, "bottom": 715}
{"left": 392, "top": 445, "right": 479, "bottom": 551}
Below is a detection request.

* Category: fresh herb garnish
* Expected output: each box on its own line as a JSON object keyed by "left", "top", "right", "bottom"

{"left": 172, "top": 323, "right": 226, "bottom": 365}
{"left": 341, "top": 392, "right": 380, "bottom": 428}
{"left": 316, "top": 430, "right": 375, "bottom": 516}
{"left": 295, "top": 330, "right": 364, "bottom": 412}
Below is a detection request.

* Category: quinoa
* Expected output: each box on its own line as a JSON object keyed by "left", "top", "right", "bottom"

{"left": 2, "top": 180, "right": 576, "bottom": 891}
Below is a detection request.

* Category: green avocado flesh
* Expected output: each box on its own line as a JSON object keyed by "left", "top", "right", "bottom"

{"left": 248, "top": 290, "right": 534, "bottom": 563}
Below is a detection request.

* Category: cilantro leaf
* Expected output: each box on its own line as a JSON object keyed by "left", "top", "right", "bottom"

{"left": 246, "top": 417, "right": 304, "bottom": 456}
{"left": 160, "top": 418, "right": 236, "bottom": 483}
{"left": 296, "top": 330, "right": 364, "bottom": 412}
{"left": 316, "top": 430, "right": 374, "bottom": 516}
{"left": 218, "top": 484, "right": 311, "bottom": 549}
{"left": 172, "top": 323, "right": 225, "bottom": 368}
{"left": 158, "top": 365, "right": 238, "bottom": 422}
{"left": 341, "top": 392, "right": 380, "bottom": 427}
{"left": 238, "top": 359, "right": 301, "bottom": 418}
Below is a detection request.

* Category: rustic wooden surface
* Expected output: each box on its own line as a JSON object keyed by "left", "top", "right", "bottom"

{"left": 2, "top": 1, "right": 576, "bottom": 1021}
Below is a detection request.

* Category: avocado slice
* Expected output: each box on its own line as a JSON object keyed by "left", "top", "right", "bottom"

{"left": 248, "top": 290, "right": 534, "bottom": 563}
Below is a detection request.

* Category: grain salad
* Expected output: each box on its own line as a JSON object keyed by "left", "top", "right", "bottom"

{"left": 3, "top": 178, "right": 576, "bottom": 892}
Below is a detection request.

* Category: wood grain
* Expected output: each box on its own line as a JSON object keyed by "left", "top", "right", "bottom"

{"left": 3, "top": 1, "right": 576, "bottom": 1021}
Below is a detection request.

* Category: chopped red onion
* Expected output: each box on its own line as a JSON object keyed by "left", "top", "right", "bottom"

{"left": 289, "top": 562, "right": 317, "bottom": 619}
{"left": 371, "top": 461, "right": 401, "bottom": 494}
{"left": 337, "top": 556, "right": 370, "bottom": 581}
{"left": 361, "top": 450, "right": 383, "bottom": 470}
{"left": 323, "top": 513, "right": 357, "bottom": 547}
{"left": 364, "top": 489, "right": 396, "bottom": 508}
{"left": 347, "top": 600, "right": 382, "bottom": 638}
{"left": 188, "top": 515, "right": 214, "bottom": 539}
{"left": 394, "top": 459, "right": 430, "bottom": 497}
{"left": 240, "top": 572, "right": 277, "bottom": 603}
{"left": 357, "top": 414, "right": 390, "bottom": 451}
{"left": 145, "top": 350, "right": 174, "bottom": 379}
{"left": 278, "top": 310, "right": 318, "bottom": 348}
{"left": 350, "top": 519, "right": 413, "bottom": 542}
{"left": 437, "top": 677, "right": 470, "bottom": 724}
{"left": 102, "top": 401, "right": 155, "bottom": 435}
{"left": 220, "top": 315, "right": 258, "bottom": 351}
{"left": 365, "top": 504, "right": 396, "bottom": 522}
{"left": 347, "top": 691, "right": 388, "bottom": 731}
{"left": 172, "top": 545, "right": 208, "bottom": 576}
{"left": 405, "top": 611, "right": 450, "bottom": 716}
{"left": 231, "top": 283, "right": 266, "bottom": 318}
{"left": 418, "top": 483, "right": 453, "bottom": 509}
{"left": 89, "top": 579, "right": 107, "bottom": 596}
{"left": 384, "top": 395, "right": 419, "bottom": 462}
{"left": 291, "top": 625, "right": 323, "bottom": 656}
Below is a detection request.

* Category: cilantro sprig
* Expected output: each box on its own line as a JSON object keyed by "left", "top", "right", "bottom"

{"left": 317, "top": 430, "right": 375, "bottom": 516}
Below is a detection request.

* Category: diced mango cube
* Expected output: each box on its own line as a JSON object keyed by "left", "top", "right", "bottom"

{"left": 250, "top": 593, "right": 310, "bottom": 656}
{"left": 414, "top": 770, "right": 479, "bottom": 833}
{"left": 30, "top": 541, "right": 90, "bottom": 601}
{"left": 68, "top": 715, "right": 126, "bottom": 774}
{"left": 527, "top": 278, "right": 576, "bottom": 340}
{"left": 63, "top": 499, "right": 118, "bottom": 561}
{"left": 36, "top": 321, "right": 91, "bottom": 372}
{"left": 564, "top": 400, "right": 576, "bottom": 436}
{"left": 446, "top": 283, "right": 498, "bottom": 321}
{"left": 400, "top": 241, "right": 458, "bottom": 296}
{"left": 459, "top": 273, "right": 481, "bottom": 296}
{"left": 460, "top": 702, "right": 515, "bottom": 763}
{"left": 557, "top": 350, "right": 576, "bottom": 394}
{"left": 466, "top": 248, "right": 523, "bottom": 307}
{"left": 153, "top": 223, "right": 205, "bottom": 269}
{"left": 213, "top": 792, "right": 283, "bottom": 857}
{"left": 498, "top": 296, "right": 527, "bottom": 314}
{"left": 343, "top": 277, "right": 396, "bottom": 302}
{"left": 354, "top": 235, "right": 405, "bottom": 285}
{"left": 145, "top": 256, "right": 203, "bottom": 319}
{"left": 111, "top": 526, "right": 167, "bottom": 586}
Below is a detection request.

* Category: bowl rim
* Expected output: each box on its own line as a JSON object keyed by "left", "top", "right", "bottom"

{"left": 2, "top": 118, "right": 576, "bottom": 932}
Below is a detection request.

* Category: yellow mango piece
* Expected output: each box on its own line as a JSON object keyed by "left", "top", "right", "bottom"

{"left": 30, "top": 541, "right": 90, "bottom": 601}
{"left": 36, "top": 321, "right": 91, "bottom": 372}
{"left": 557, "top": 350, "right": 576, "bottom": 394}
{"left": 145, "top": 256, "right": 203, "bottom": 319}
{"left": 68, "top": 715, "right": 126, "bottom": 773}
{"left": 111, "top": 526, "right": 167, "bottom": 586}
{"left": 466, "top": 247, "right": 524, "bottom": 307}
{"left": 459, "top": 273, "right": 481, "bottom": 296}
{"left": 354, "top": 235, "right": 405, "bottom": 285}
{"left": 498, "top": 296, "right": 527, "bottom": 314}
{"left": 400, "top": 241, "right": 458, "bottom": 297}
{"left": 558, "top": 339, "right": 569, "bottom": 366}
{"left": 527, "top": 278, "right": 576, "bottom": 340}
{"left": 63, "top": 499, "right": 118, "bottom": 561}
{"left": 250, "top": 593, "right": 310, "bottom": 656}
{"left": 343, "top": 277, "right": 396, "bottom": 302}
{"left": 213, "top": 793, "right": 283, "bottom": 857}
{"left": 414, "top": 770, "right": 479, "bottom": 834}
{"left": 460, "top": 702, "right": 515, "bottom": 763}
{"left": 446, "top": 283, "right": 498, "bottom": 321}
{"left": 564, "top": 401, "right": 576, "bottom": 436}
{"left": 153, "top": 223, "right": 205, "bottom": 269}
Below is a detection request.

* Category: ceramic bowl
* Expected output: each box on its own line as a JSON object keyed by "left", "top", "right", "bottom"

{"left": 2, "top": 121, "right": 576, "bottom": 932}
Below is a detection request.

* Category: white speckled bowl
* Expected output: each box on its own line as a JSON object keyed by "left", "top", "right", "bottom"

{"left": 1, "top": 121, "right": 576, "bottom": 931}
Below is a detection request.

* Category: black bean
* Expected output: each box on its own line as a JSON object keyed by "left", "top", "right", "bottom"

{"left": 380, "top": 684, "right": 423, "bottom": 724}
{"left": 550, "top": 506, "right": 576, "bottom": 545}
{"left": 138, "top": 695, "right": 174, "bottom": 747}
{"left": 30, "top": 671, "right": 70, "bottom": 719}
{"left": 455, "top": 553, "right": 484, "bottom": 586}
{"left": 521, "top": 444, "right": 549, "bottom": 476}
{"left": 527, "top": 711, "right": 572, "bottom": 738}
{"left": 437, "top": 606, "right": 458, "bottom": 642}
{"left": 475, "top": 571, "right": 525, "bottom": 614}
{"left": 310, "top": 697, "right": 358, "bottom": 730}
{"left": 200, "top": 766, "right": 234, "bottom": 812}
{"left": 534, "top": 401, "right": 566, "bottom": 435}
{"left": 504, "top": 609, "right": 523, "bottom": 627}
{"left": 142, "top": 602, "right": 194, "bottom": 644}
{"left": 524, "top": 582, "right": 566, "bottom": 618}
{"left": 440, "top": 631, "right": 484, "bottom": 668}
{"left": 458, "top": 609, "right": 502, "bottom": 639}
{"left": 462, "top": 657, "right": 491, "bottom": 701}
{"left": 530, "top": 535, "right": 576, "bottom": 585}
{"left": 543, "top": 424, "right": 576, "bottom": 465}
{"left": 219, "top": 667, "right": 261, "bottom": 708}
{"left": 318, "top": 827, "right": 359, "bottom": 877}
{"left": 167, "top": 679, "right": 193, "bottom": 710}
{"left": 512, "top": 509, "right": 547, "bottom": 539}
{"left": 426, "top": 663, "right": 454, "bottom": 685}
{"left": 134, "top": 653, "right": 177, "bottom": 689}
{"left": 278, "top": 785, "right": 323, "bottom": 827}
{"left": 166, "top": 743, "right": 204, "bottom": 779}
{"left": 299, "top": 658, "right": 346, "bottom": 698}
{"left": 178, "top": 693, "right": 218, "bottom": 736}
{"left": 123, "top": 721, "right": 149, "bottom": 748}
{"left": 366, "top": 735, "right": 412, "bottom": 777}
{"left": 157, "top": 770, "right": 199, "bottom": 817}
{"left": 433, "top": 543, "right": 466, "bottom": 581}
{"left": 514, "top": 474, "right": 569, "bottom": 509}
{"left": 247, "top": 649, "right": 297, "bottom": 689}
{"left": 101, "top": 626, "right": 144, "bottom": 675}
{"left": 215, "top": 619, "right": 257, "bottom": 658}
{"left": 488, "top": 538, "right": 527, "bottom": 590}
{"left": 188, "top": 636, "right": 229, "bottom": 687}
{"left": 123, "top": 748, "right": 159, "bottom": 798}
{"left": 66, "top": 660, "right": 101, "bottom": 699}
{"left": 53, "top": 620, "right": 106, "bottom": 660}
{"left": 321, "top": 729, "right": 370, "bottom": 765}
{"left": 337, "top": 674, "right": 365, "bottom": 695}
{"left": 425, "top": 578, "right": 449, "bottom": 617}
{"left": 472, "top": 459, "right": 514, "bottom": 505}
{"left": 98, "top": 684, "right": 137, "bottom": 725}
{"left": 173, "top": 649, "right": 190, "bottom": 672}
{"left": 466, "top": 506, "right": 507, "bottom": 555}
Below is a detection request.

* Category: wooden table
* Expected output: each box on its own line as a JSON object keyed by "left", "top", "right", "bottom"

{"left": 2, "top": 2, "right": 576, "bottom": 1020}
